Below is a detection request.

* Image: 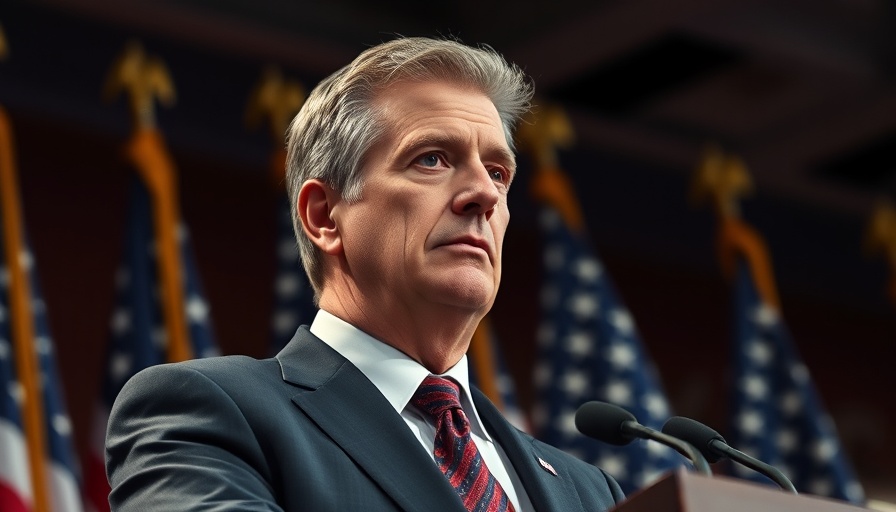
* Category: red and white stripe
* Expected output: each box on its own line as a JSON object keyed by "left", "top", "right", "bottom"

{"left": 84, "top": 406, "right": 111, "bottom": 512}
{"left": 0, "top": 418, "right": 32, "bottom": 512}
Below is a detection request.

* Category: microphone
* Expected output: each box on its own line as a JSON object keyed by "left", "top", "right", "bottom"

{"left": 575, "top": 401, "right": 712, "bottom": 476}
{"left": 662, "top": 416, "right": 797, "bottom": 494}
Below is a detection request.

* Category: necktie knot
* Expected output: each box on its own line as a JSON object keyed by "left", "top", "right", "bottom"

{"left": 411, "top": 375, "right": 515, "bottom": 511}
{"left": 412, "top": 376, "right": 463, "bottom": 419}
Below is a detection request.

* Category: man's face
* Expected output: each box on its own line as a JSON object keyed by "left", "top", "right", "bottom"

{"left": 332, "top": 80, "right": 514, "bottom": 317}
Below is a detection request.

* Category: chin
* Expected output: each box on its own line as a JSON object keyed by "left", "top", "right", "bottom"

{"left": 428, "top": 273, "right": 497, "bottom": 312}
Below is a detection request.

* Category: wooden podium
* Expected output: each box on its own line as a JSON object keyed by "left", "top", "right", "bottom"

{"left": 611, "top": 468, "right": 870, "bottom": 512}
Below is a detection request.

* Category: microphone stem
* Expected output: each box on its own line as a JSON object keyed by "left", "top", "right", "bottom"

{"left": 670, "top": 435, "right": 713, "bottom": 476}
{"left": 710, "top": 440, "right": 798, "bottom": 494}
{"left": 622, "top": 422, "right": 713, "bottom": 476}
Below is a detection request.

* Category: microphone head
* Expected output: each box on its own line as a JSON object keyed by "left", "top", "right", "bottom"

{"left": 662, "top": 416, "right": 726, "bottom": 463}
{"left": 575, "top": 401, "right": 638, "bottom": 446}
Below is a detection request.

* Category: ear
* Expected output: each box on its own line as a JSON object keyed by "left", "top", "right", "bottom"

{"left": 297, "top": 179, "right": 343, "bottom": 255}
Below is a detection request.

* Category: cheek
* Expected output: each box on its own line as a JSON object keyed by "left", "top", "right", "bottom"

{"left": 373, "top": 199, "right": 421, "bottom": 258}
{"left": 492, "top": 209, "right": 510, "bottom": 245}
{"left": 403, "top": 197, "right": 442, "bottom": 241}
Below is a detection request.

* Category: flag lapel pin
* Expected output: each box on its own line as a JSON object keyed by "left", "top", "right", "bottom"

{"left": 537, "top": 456, "right": 558, "bottom": 476}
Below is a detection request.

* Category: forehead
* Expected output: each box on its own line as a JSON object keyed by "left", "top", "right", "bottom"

{"left": 372, "top": 80, "right": 509, "bottom": 148}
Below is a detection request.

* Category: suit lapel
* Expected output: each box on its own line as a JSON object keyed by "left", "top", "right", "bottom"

{"left": 473, "top": 388, "right": 584, "bottom": 512}
{"left": 277, "top": 328, "right": 466, "bottom": 512}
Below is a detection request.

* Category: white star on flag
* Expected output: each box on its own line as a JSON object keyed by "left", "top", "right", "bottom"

{"left": 642, "top": 392, "right": 669, "bottom": 420}
{"left": 598, "top": 455, "right": 627, "bottom": 477}
{"left": 746, "top": 339, "right": 772, "bottom": 365}
{"left": 607, "top": 342, "right": 636, "bottom": 369}
{"left": 738, "top": 409, "right": 765, "bottom": 435}
{"left": 778, "top": 390, "right": 802, "bottom": 416}
{"left": 608, "top": 309, "right": 634, "bottom": 335}
{"left": 8, "top": 380, "right": 25, "bottom": 405}
{"left": 752, "top": 303, "right": 778, "bottom": 327}
{"left": 557, "top": 408, "right": 579, "bottom": 437}
{"left": 741, "top": 374, "right": 768, "bottom": 400}
{"left": 775, "top": 429, "right": 798, "bottom": 453}
{"left": 567, "top": 293, "right": 599, "bottom": 318}
{"left": 111, "top": 309, "right": 131, "bottom": 335}
{"left": 561, "top": 371, "right": 589, "bottom": 397}
{"left": 109, "top": 353, "right": 133, "bottom": 383}
{"left": 53, "top": 414, "right": 72, "bottom": 436}
{"left": 186, "top": 295, "right": 209, "bottom": 323}
{"left": 605, "top": 380, "right": 633, "bottom": 406}
{"left": 564, "top": 331, "right": 592, "bottom": 358}
{"left": 276, "top": 274, "right": 300, "bottom": 298}
{"left": 533, "top": 361, "right": 552, "bottom": 388}
{"left": 574, "top": 257, "right": 602, "bottom": 282}
{"left": 813, "top": 438, "right": 837, "bottom": 462}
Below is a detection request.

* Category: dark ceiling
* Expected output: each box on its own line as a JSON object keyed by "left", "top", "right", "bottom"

{"left": 8, "top": 0, "right": 892, "bottom": 217}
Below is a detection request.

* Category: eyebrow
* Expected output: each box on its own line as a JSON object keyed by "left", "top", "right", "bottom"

{"left": 400, "top": 132, "right": 517, "bottom": 172}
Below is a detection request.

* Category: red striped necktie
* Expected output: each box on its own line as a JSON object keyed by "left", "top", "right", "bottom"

{"left": 412, "top": 376, "right": 516, "bottom": 512}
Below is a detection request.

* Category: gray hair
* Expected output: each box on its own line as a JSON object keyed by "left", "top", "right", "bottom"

{"left": 285, "top": 36, "right": 533, "bottom": 298}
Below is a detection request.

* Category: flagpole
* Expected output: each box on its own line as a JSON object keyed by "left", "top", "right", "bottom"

{"left": 864, "top": 201, "right": 896, "bottom": 309}
{"left": 518, "top": 104, "right": 585, "bottom": 233}
{"left": 692, "top": 146, "right": 780, "bottom": 309}
{"left": 245, "top": 66, "right": 306, "bottom": 190}
{"left": 105, "top": 41, "right": 193, "bottom": 363}
{"left": 0, "top": 106, "right": 51, "bottom": 512}
{"left": 468, "top": 318, "right": 503, "bottom": 407}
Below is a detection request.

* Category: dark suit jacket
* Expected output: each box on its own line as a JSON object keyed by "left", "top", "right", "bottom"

{"left": 106, "top": 327, "right": 624, "bottom": 511}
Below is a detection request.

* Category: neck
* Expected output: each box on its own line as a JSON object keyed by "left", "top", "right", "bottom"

{"left": 318, "top": 288, "right": 485, "bottom": 374}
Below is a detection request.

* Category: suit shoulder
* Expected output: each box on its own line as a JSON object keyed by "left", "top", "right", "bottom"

{"left": 120, "top": 355, "right": 281, "bottom": 400}
{"left": 135, "top": 353, "right": 273, "bottom": 375}
{"left": 178, "top": 354, "right": 277, "bottom": 377}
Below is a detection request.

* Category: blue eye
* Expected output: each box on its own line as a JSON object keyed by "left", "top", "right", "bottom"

{"left": 418, "top": 153, "right": 441, "bottom": 167}
{"left": 490, "top": 168, "right": 507, "bottom": 182}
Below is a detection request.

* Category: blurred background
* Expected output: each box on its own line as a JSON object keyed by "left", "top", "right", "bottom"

{"left": 0, "top": 0, "right": 893, "bottom": 509}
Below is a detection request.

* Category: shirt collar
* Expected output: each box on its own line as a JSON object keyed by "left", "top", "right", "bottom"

{"left": 309, "top": 309, "right": 493, "bottom": 441}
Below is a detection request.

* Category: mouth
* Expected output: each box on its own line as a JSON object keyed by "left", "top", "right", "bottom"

{"left": 439, "top": 235, "right": 492, "bottom": 258}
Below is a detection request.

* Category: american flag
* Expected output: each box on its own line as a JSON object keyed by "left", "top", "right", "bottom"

{"left": 532, "top": 206, "right": 683, "bottom": 495}
{"left": 0, "top": 236, "right": 83, "bottom": 512}
{"left": 84, "top": 179, "right": 219, "bottom": 512}
{"left": 269, "top": 199, "right": 317, "bottom": 354}
{"left": 727, "top": 260, "right": 865, "bottom": 503}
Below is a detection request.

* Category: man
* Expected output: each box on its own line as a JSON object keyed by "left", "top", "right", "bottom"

{"left": 106, "top": 36, "right": 624, "bottom": 511}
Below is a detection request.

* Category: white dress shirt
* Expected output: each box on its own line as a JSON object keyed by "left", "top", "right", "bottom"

{"left": 310, "top": 309, "right": 533, "bottom": 512}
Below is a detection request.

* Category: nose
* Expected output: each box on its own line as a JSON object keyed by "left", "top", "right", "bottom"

{"left": 452, "top": 163, "right": 500, "bottom": 220}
